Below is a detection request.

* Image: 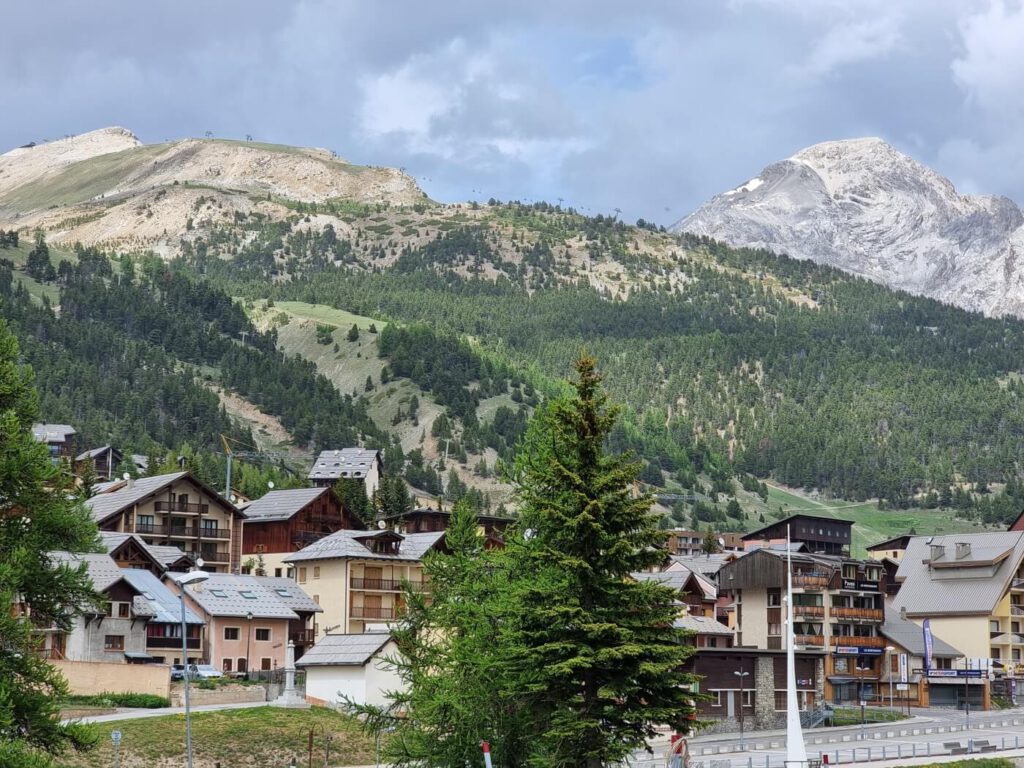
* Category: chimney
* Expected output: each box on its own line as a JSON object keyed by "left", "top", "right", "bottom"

{"left": 955, "top": 542, "right": 972, "bottom": 560}
{"left": 929, "top": 543, "right": 945, "bottom": 561}
{"left": 900, "top": 606, "right": 907, "bottom": 620}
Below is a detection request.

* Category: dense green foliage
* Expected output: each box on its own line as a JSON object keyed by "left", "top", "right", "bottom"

{"left": 0, "top": 320, "right": 99, "bottom": 767}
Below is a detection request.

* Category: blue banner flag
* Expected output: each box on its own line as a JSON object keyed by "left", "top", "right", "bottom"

{"left": 923, "top": 618, "right": 934, "bottom": 672}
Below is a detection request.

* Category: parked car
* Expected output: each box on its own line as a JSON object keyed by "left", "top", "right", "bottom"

{"left": 188, "top": 664, "right": 222, "bottom": 680}
{"left": 170, "top": 664, "right": 185, "bottom": 681}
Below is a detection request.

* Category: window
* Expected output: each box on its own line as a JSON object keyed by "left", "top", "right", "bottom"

{"left": 223, "top": 658, "right": 233, "bottom": 672}
{"left": 224, "top": 627, "right": 240, "bottom": 641}
{"left": 261, "top": 657, "right": 272, "bottom": 671}
{"left": 118, "top": 603, "right": 131, "bottom": 618}
{"left": 239, "top": 590, "right": 257, "bottom": 600}
{"left": 237, "top": 657, "right": 248, "bottom": 674}
{"left": 298, "top": 567, "right": 307, "bottom": 583}
{"left": 255, "top": 628, "right": 271, "bottom": 642}
{"left": 768, "top": 623, "right": 781, "bottom": 635}
{"left": 313, "top": 595, "right": 320, "bottom": 605}
{"left": 834, "top": 658, "right": 848, "bottom": 673}
{"left": 104, "top": 635, "right": 125, "bottom": 651}
{"left": 1014, "top": 622, "right": 1021, "bottom": 634}
{"left": 313, "top": 566, "right": 320, "bottom": 579}
{"left": 741, "top": 690, "right": 753, "bottom": 708}
{"left": 767, "top": 591, "right": 781, "bottom": 607}
{"left": 201, "top": 519, "right": 218, "bottom": 532}
{"left": 274, "top": 568, "right": 283, "bottom": 578}
{"left": 710, "top": 691, "right": 722, "bottom": 707}
{"left": 992, "top": 648, "right": 1002, "bottom": 660}
{"left": 104, "top": 602, "right": 113, "bottom": 616}
{"left": 209, "top": 589, "right": 227, "bottom": 598}
{"left": 991, "top": 620, "right": 1001, "bottom": 633}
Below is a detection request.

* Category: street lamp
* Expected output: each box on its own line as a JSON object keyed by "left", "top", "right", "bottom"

{"left": 246, "top": 611, "right": 253, "bottom": 679}
{"left": 855, "top": 662, "right": 872, "bottom": 739}
{"left": 885, "top": 646, "right": 897, "bottom": 712}
{"left": 733, "top": 669, "right": 750, "bottom": 749}
{"left": 175, "top": 568, "right": 209, "bottom": 768}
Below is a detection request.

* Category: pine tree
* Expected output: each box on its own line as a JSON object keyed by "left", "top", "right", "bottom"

{"left": 0, "top": 320, "right": 100, "bottom": 766}
{"left": 509, "top": 355, "right": 697, "bottom": 767}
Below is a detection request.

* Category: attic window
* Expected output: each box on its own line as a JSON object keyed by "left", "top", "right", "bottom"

{"left": 274, "top": 588, "right": 292, "bottom": 598}
{"left": 209, "top": 589, "right": 228, "bottom": 598}
{"left": 239, "top": 590, "right": 257, "bottom": 600}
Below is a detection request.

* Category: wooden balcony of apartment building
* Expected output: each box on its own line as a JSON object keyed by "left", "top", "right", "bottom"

{"left": 350, "top": 606, "right": 398, "bottom": 620}
{"left": 792, "top": 573, "right": 830, "bottom": 590}
{"left": 154, "top": 500, "right": 210, "bottom": 515}
{"left": 830, "top": 635, "right": 886, "bottom": 648}
{"left": 289, "top": 629, "right": 317, "bottom": 646}
{"left": 351, "top": 577, "right": 426, "bottom": 592}
{"left": 793, "top": 605, "right": 825, "bottom": 618}
{"left": 795, "top": 634, "right": 825, "bottom": 647}
{"left": 830, "top": 607, "right": 884, "bottom": 621}
{"left": 136, "top": 523, "right": 196, "bottom": 538}
{"left": 197, "top": 547, "right": 230, "bottom": 563}
{"left": 292, "top": 530, "right": 323, "bottom": 546}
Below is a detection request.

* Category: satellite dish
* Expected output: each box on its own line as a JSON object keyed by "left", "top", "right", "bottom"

{"left": 195, "top": 558, "right": 205, "bottom": 568}
{"left": 267, "top": 481, "right": 275, "bottom": 489}
{"left": 377, "top": 520, "right": 386, "bottom": 530}
{"left": 230, "top": 495, "right": 237, "bottom": 503}
{"left": 523, "top": 528, "right": 536, "bottom": 541}
{"left": 717, "top": 537, "right": 725, "bottom": 547}
{"left": 122, "top": 472, "right": 131, "bottom": 480}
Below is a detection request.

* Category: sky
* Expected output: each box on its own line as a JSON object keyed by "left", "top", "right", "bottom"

{"left": 3, "top": 0, "right": 1023, "bottom": 224}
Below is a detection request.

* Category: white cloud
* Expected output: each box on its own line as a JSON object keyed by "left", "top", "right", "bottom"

{"left": 952, "top": 0, "right": 1024, "bottom": 120}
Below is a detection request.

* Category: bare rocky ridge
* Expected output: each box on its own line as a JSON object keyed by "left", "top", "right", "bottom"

{"left": 0, "top": 127, "right": 425, "bottom": 256}
{"left": 674, "top": 138, "right": 1024, "bottom": 317}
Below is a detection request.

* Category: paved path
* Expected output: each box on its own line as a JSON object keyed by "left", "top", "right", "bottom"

{"left": 64, "top": 700, "right": 271, "bottom": 724}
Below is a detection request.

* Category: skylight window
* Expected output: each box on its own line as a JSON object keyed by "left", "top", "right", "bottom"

{"left": 239, "top": 590, "right": 257, "bottom": 600}
{"left": 275, "top": 588, "right": 291, "bottom": 597}
{"left": 209, "top": 589, "right": 228, "bottom": 598}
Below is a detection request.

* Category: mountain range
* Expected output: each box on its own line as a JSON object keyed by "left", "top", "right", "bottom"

{"left": 675, "top": 138, "right": 1024, "bottom": 318}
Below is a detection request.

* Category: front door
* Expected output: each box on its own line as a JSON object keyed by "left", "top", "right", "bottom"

{"left": 364, "top": 566, "right": 383, "bottom": 589}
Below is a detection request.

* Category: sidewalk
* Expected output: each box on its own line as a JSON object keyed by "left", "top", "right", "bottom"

{"left": 64, "top": 700, "right": 271, "bottom": 724}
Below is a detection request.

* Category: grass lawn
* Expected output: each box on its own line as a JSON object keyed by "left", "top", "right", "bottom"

{"left": 62, "top": 706, "right": 380, "bottom": 768}
{"left": 271, "top": 300, "right": 385, "bottom": 331}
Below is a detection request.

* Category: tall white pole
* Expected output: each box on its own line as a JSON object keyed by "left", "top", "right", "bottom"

{"left": 785, "top": 525, "right": 808, "bottom": 768}
{"left": 180, "top": 594, "right": 195, "bottom": 768}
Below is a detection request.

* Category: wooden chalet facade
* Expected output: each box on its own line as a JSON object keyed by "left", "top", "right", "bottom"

{"left": 241, "top": 487, "right": 359, "bottom": 578}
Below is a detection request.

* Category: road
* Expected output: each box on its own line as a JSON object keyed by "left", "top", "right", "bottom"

{"left": 633, "top": 707, "right": 1024, "bottom": 768}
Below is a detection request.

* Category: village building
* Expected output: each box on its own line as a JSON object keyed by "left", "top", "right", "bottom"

{"left": 879, "top": 605, "right": 966, "bottom": 708}
{"left": 85, "top": 471, "right": 245, "bottom": 573}
{"left": 297, "top": 632, "right": 404, "bottom": 707}
{"left": 741, "top": 513, "right": 852, "bottom": 556}
{"left": 75, "top": 446, "right": 124, "bottom": 482}
{"left": 170, "top": 573, "right": 321, "bottom": 671}
{"left": 283, "top": 528, "right": 445, "bottom": 637}
{"left": 381, "top": 507, "right": 513, "bottom": 546}
{"left": 666, "top": 529, "right": 744, "bottom": 557}
{"left": 99, "top": 531, "right": 194, "bottom": 574}
{"left": 240, "top": 487, "right": 358, "bottom": 579}
{"left": 865, "top": 534, "right": 914, "bottom": 563}
{"left": 307, "top": 448, "right": 383, "bottom": 497}
{"left": 31, "top": 423, "right": 77, "bottom": 463}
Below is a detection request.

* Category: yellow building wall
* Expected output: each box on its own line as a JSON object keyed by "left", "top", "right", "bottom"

{"left": 52, "top": 660, "right": 170, "bottom": 698}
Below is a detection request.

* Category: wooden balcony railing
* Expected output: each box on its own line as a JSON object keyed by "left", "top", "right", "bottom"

{"left": 135, "top": 523, "right": 195, "bottom": 537}
{"left": 350, "top": 606, "right": 397, "bottom": 620}
{"left": 831, "top": 607, "right": 884, "bottom": 621}
{"left": 289, "top": 629, "right": 317, "bottom": 646}
{"left": 793, "top": 605, "right": 825, "bottom": 617}
{"left": 351, "top": 578, "right": 426, "bottom": 592}
{"left": 154, "top": 501, "right": 209, "bottom": 514}
{"left": 792, "top": 574, "right": 830, "bottom": 589}
{"left": 794, "top": 634, "right": 825, "bottom": 646}
{"left": 830, "top": 635, "right": 886, "bottom": 648}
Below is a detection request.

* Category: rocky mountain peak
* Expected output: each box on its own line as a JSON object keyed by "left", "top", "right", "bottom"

{"left": 674, "top": 139, "right": 1024, "bottom": 318}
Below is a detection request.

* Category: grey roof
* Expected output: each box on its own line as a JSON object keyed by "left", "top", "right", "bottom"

{"left": 241, "top": 487, "right": 329, "bottom": 522}
{"left": 633, "top": 566, "right": 717, "bottom": 600}
{"left": 250, "top": 576, "right": 323, "bottom": 614}
{"left": 881, "top": 606, "right": 963, "bottom": 657}
{"left": 296, "top": 633, "right": 393, "bottom": 667}
{"left": 307, "top": 448, "right": 380, "bottom": 482}
{"left": 50, "top": 551, "right": 123, "bottom": 592}
{"left": 669, "top": 553, "right": 732, "bottom": 577}
{"left": 76, "top": 445, "right": 121, "bottom": 461}
{"left": 84, "top": 472, "right": 239, "bottom": 524}
{"left": 99, "top": 531, "right": 192, "bottom": 569}
{"left": 893, "top": 532, "right": 1024, "bottom": 617}
{"left": 32, "top": 423, "right": 76, "bottom": 443}
{"left": 284, "top": 529, "right": 445, "bottom": 564}
{"left": 120, "top": 568, "right": 204, "bottom": 624}
{"left": 173, "top": 572, "right": 314, "bottom": 619}
{"left": 673, "top": 615, "right": 735, "bottom": 636}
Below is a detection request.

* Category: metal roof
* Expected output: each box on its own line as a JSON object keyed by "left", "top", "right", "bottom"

{"left": 241, "top": 487, "right": 330, "bottom": 522}
{"left": 49, "top": 551, "right": 123, "bottom": 592}
{"left": 634, "top": 565, "right": 717, "bottom": 600}
{"left": 31, "top": 423, "right": 76, "bottom": 443}
{"left": 250, "top": 576, "right": 322, "bottom": 614}
{"left": 893, "top": 532, "right": 1024, "bottom": 617}
{"left": 669, "top": 553, "right": 733, "bottom": 577}
{"left": 76, "top": 445, "right": 121, "bottom": 462}
{"left": 99, "top": 531, "right": 192, "bottom": 569}
{"left": 173, "top": 572, "right": 317, "bottom": 619}
{"left": 673, "top": 615, "right": 735, "bottom": 636}
{"left": 880, "top": 606, "right": 962, "bottom": 657}
{"left": 120, "top": 568, "right": 204, "bottom": 625}
{"left": 284, "top": 529, "right": 445, "bottom": 564}
{"left": 741, "top": 513, "right": 853, "bottom": 540}
{"left": 307, "top": 448, "right": 381, "bottom": 481}
{"left": 295, "top": 633, "right": 393, "bottom": 667}
{"left": 84, "top": 472, "right": 240, "bottom": 524}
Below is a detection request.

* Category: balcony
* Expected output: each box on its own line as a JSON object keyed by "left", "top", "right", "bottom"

{"left": 1011, "top": 579, "right": 1024, "bottom": 591}
{"left": 198, "top": 527, "right": 230, "bottom": 540}
{"left": 351, "top": 577, "right": 426, "bottom": 592}
{"left": 197, "top": 547, "right": 230, "bottom": 562}
{"left": 793, "top": 605, "right": 825, "bottom": 618}
{"left": 795, "top": 634, "right": 825, "bottom": 647}
{"left": 830, "top": 635, "right": 886, "bottom": 649}
{"left": 792, "top": 574, "right": 829, "bottom": 590}
{"left": 289, "top": 629, "right": 317, "bottom": 646}
{"left": 135, "top": 523, "right": 195, "bottom": 538}
{"left": 831, "top": 607, "right": 884, "bottom": 621}
{"left": 1011, "top": 605, "right": 1024, "bottom": 616}
{"left": 350, "top": 606, "right": 397, "bottom": 620}
{"left": 147, "top": 636, "right": 201, "bottom": 649}
{"left": 154, "top": 500, "right": 210, "bottom": 515}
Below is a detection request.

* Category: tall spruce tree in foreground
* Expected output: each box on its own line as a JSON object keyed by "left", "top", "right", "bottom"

{"left": 0, "top": 320, "right": 99, "bottom": 767}
{"left": 510, "top": 355, "right": 697, "bottom": 767}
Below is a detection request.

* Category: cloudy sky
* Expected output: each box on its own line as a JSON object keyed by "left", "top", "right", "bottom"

{"left": 3, "top": 0, "right": 1023, "bottom": 223}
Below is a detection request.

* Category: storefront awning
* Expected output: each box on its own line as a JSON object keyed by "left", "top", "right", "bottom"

{"left": 124, "top": 651, "right": 155, "bottom": 662}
